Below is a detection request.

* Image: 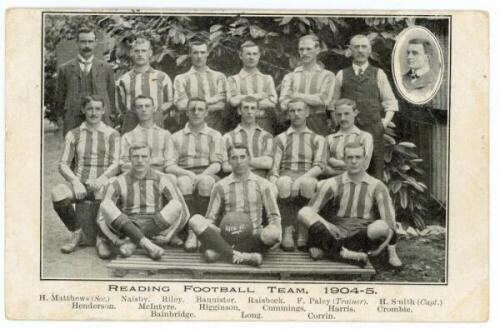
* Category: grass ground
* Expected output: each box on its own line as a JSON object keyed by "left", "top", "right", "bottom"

{"left": 42, "top": 131, "right": 446, "bottom": 282}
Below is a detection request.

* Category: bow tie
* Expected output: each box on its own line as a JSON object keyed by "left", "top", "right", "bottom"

{"left": 410, "top": 71, "right": 420, "bottom": 80}
{"left": 78, "top": 58, "right": 92, "bottom": 65}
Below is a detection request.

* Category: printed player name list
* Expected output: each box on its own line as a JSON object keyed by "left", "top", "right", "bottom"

{"left": 37, "top": 284, "right": 445, "bottom": 320}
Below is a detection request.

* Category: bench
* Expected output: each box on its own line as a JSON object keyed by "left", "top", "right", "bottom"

{"left": 107, "top": 248, "right": 376, "bottom": 280}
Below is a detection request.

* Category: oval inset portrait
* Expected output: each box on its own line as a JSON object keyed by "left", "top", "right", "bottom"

{"left": 392, "top": 26, "right": 444, "bottom": 105}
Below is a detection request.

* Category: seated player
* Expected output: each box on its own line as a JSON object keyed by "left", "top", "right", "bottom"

{"left": 269, "top": 99, "right": 326, "bottom": 252}
{"left": 298, "top": 142, "right": 402, "bottom": 267}
{"left": 324, "top": 98, "right": 373, "bottom": 177}
{"left": 51, "top": 95, "right": 120, "bottom": 258}
{"left": 222, "top": 96, "right": 274, "bottom": 178}
{"left": 166, "top": 98, "right": 224, "bottom": 251}
{"left": 100, "top": 143, "right": 189, "bottom": 260}
{"left": 188, "top": 144, "right": 282, "bottom": 267}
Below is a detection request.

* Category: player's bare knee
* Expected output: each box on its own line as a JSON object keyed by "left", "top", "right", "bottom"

{"left": 177, "top": 176, "right": 194, "bottom": 195}
{"left": 197, "top": 175, "right": 215, "bottom": 196}
{"left": 159, "top": 200, "right": 183, "bottom": 226}
{"left": 164, "top": 173, "right": 177, "bottom": 185}
{"left": 51, "top": 184, "right": 72, "bottom": 202}
{"left": 300, "top": 178, "right": 317, "bottom": 199}
{"left": 261, "top": 228, "right": 281, "bottom": 246}
{"left": 367, "top": 220, "right": 391, "bottom": 241}
{"left": 276, "top": 176, "right": 292, "bottom": 199}
{"left": 99, "top": 199, "right": 121, "bottom": 224}
{"left": 298, "top": 206, "right": 317, "bottom": 227}
{"left": 188, "top": 214, "right": 210, "bottom": 234}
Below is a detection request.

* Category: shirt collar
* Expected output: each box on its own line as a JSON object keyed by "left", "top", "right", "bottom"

{"left": 234, "top": 124, "right": 262, "bottom": 133}
{"left": 127, "top": 168, "right": 157, "bottom": 182}
{"left": 133, "top": 66, "right": 154, "bottom": 74}
{"left": 188, "top": 66, "right": 213, "bottom": 75}
{"left": 239, "top": 68, "right": 262, "bottom": 78}
{"left": 134, "top": 123, "right": 160, "bottom": 132}
{"left": 80, "top": 121, "right": 106, "bottom": 132}
{"left": 183, "top": 123, "right": 210, "bottom": 135}
{"left": 227, "top": 172, "right": 259, "bottom": 185}
{"left": 332, "top": 125, "right": 361, "bottom": 137}
{"left": 352, "top": 62, "right": 369, "bottom": 72}
{"left": 294, "top": 64, "right": 322, "bottom": 72}
{"left": 77, "top": 54, "right": 94, "bottom": 64}
{"left": 286, "top": 126, "right": 314, "bottom": 135}
{"left": 411, "top": 65, "right": 430, "bottom": 78}
{"left": 341, "top": 171, "right": 371, "bottom": 184}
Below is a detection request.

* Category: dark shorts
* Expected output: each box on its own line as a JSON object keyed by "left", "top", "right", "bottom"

{"left": 110, "top": 214, "right": 166, "bottom": 239}
{"left": 199, "top": 232, "right": 268, "bottom": 254}
{"left": 308, "top": 219, "right": 376, "bottom": 257}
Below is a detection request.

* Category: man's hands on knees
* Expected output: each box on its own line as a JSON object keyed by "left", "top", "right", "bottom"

{"left": 71, "top": 179, "right": 87, "bottom": 200}
{"left": 261, "top": 223, "right": 282, "bottom": 250}
{"left": 291, "top": 176, "right": 307, "bottom": 197}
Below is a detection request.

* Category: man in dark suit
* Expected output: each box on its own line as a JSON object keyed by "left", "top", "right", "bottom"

{"left": 56, "top": 25, "right": 116, "bottom": 136}
{"left": 402, "top": 38, "right": 438, "bottom": 100}
{"left": 332, "top": 34, "right": 399, "bottom": 179}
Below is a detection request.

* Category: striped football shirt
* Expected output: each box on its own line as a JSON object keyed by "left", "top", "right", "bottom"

{"left": 104, "top": 169, "right": 189, "bottom": 219}
{"left": 271, "top": 126, "right": 327, "bottom": 176}
{"left": 222, "top": 125, "right": 273, "bottom": 162}
{"left": 326, "top": 126, "right": 373, "bottom": 171}
{"left": 308, "top": 172, "right": 396, "bottom": 229}
{"left": 116, "top": 67, "right": 173, "bottom": 113}
{"left": 171, "top": 123, "right": 224, "bottom": 169}
{"left": 228, "top": 69, "right": 277, "bottom": 116}
{"left": 173, "top": 67, "right": 227, "bottom": 107}
{"left": 59, "top": 122, "right": 120, "bottom": 183}
{"left": 206, "top": 172, "right": 281, "bottom": 229}
{"left": 120, "top": 124, "right": 175, "bottom": 172}
{"left": 279, "top": 64, "right": 335, "bottom": 113}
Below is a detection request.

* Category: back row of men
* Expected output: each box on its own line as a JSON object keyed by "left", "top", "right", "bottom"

{"left": 57, "top": 26, "right": 400, "bottom": 179}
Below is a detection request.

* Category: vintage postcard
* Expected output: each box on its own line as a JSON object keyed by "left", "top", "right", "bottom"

{"left": 5, "top": 9, "right": 488, "bottom": 321}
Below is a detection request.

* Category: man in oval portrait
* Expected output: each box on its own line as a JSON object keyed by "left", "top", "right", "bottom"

{"left": 402, "top": 38, "right": 439, "bottom": 100}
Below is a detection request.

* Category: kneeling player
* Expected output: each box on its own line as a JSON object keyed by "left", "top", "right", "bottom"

{"left": 188, "top": 144, "right": 282, "bottom": 267}
{"left": 298, "top": 142, "right": 402, "bottom": 267}
{"left": 51, "top": 95, "right": 120, "bottom": 258}
{"left": 100, "top": 143, "right": 189, "bottom": 260}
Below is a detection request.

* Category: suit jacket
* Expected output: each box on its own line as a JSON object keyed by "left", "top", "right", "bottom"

{"left": 402, "top": 68, "right": 438, "bottom": 100}
{"left": 56, "top": 57, "right": 116, "bottom": 135}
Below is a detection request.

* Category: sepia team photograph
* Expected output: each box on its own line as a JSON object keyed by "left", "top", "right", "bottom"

{"left": 40, "top": 11, "right": 450, "bottom": 283}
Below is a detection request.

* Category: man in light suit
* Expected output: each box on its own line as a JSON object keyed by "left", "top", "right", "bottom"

{"left": 56, "top": 25, "right": 116, "bottom": 136}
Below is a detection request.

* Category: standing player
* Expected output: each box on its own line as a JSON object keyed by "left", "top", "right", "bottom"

{"left": 298, "top": 142, "right": 402, "bottom": 267}
{"left": 166, "top": 98, "right": 224, "bottom": 251}
{"left": 51, "top": 95, "right": 120, "bottom": 258}
{"left": 324, "top": 98, "right": 373, "bottom": 178}
{"left": 188, "top": 144, "right": 282, "bottom": 267}
{"left": 56, "top": 25, "right": 116, "bottom": 136}
{"left": 222, "top": 96, "right": 274, "bottom": 178}
{"left": 270, "top": 99, "right": 327, "bottom": 252}
{"left": 173, "top": 40, "right": 227, "bottom": 132}
{"left": 332, "top": 34, "right": 398, "bottom": 179}
{"left": 280, "top": 35, "right": 336, "bottom": 136}
{"left": 227, "top": 41, "right": 278, "bottom": 134}
{"left": 116, "top": 38, "right": 173, "bottom": 133}
{"left": 100, "top": 143, "right": 189, "bottom": 260}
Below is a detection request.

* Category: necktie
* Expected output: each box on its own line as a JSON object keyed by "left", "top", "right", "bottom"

{"left": 79, "top": 59, "right": 91, "bottom": 73}
{"left": 410, "top": 70, "right": 419, "bottom": 81}
{"left": 357, "top": 67, "right": 364, "bottom": 76}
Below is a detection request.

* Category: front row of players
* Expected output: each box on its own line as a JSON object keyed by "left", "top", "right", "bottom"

{"left": 51, "top": 93, "right": 401, "bottom": 268}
